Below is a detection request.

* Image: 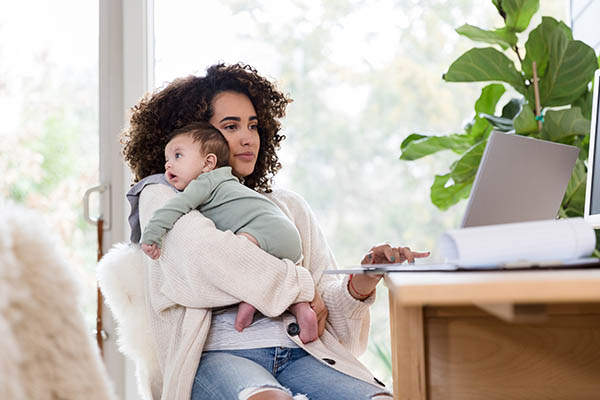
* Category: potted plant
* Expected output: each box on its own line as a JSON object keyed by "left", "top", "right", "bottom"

{"left": 400, "top": 0, "right": 599, "bottom": 220}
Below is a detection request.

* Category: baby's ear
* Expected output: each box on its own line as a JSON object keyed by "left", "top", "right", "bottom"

{"left": 202, "top": 153, "right": 218, "bottom": 172}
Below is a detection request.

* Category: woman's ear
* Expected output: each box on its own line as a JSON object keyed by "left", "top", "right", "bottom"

{"left": 202, "top": 153, "right": 218, "bottom": 173}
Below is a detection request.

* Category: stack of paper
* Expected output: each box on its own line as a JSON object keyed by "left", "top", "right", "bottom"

{"left": 439, "top": 218, "right": 596, "bottom": 266}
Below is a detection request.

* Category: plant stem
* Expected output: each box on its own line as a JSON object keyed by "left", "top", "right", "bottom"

{"left": 513, "top": 45, "right": 523, "bottom": 64}
{"left": 558, "top": 207, "right": 568, "bottom": 219}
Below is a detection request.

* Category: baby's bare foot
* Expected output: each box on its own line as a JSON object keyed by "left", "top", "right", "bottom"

{"left": 295, "top": 307, "right": 318, "bottom": 344}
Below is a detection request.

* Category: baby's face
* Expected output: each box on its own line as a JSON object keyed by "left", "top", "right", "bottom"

{"left": 164, "top": 134, "right": 206, "bottom": 190}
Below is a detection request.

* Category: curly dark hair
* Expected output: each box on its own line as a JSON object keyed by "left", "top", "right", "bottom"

{"left": 121, "top": 63, "right": 292, "bottom": 192}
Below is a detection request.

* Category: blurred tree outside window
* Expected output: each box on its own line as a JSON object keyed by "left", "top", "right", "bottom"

{"left": 154, "top": 0, "right": 569, "bottom": 386}
{"left": 0, "top": 2, "right": 99, "bottom": 329}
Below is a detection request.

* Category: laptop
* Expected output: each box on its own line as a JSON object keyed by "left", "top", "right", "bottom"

{"left": 326, "top": 130, "right": 590, "bottom": 274}
{"left": 461, "top": 130, "right": 579, "bottom": 227}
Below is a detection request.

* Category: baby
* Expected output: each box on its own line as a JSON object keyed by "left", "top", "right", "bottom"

{"left": 140, "top": 121, "right": 318, "bottom": 343}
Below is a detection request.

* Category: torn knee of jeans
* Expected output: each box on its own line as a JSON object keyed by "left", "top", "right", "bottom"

{"left": 370, "top": 393, "right": 394, "bottom": 399}
{"left": 238, "top": 384, "right": 292, "bottom": 400}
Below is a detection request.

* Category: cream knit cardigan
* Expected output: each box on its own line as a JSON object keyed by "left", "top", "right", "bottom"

{"left": 138, "top": 183, "right": 385, "bottom": 399}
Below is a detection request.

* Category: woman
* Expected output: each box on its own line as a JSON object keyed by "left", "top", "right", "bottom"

{"left": 121, "top": 63, "right": 428, "bottom": 400}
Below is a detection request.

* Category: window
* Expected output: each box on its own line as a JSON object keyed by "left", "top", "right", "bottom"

{"left": 154, "top": 0, "right": 569, "bottom": 385}
{"left": 0, "top": 2, "right": 99, "bottom": 329}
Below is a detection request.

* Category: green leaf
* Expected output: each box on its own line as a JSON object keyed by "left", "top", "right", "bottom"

{"left": 573, "top": 90, "right": 594, "bottom": 120}
{"left": 500, "top": 97, "right": 524, "bottom": 119}
{"left": 450, "top": 140, "right": 486, "bottom": 183}
{"left": 540, "top": 108, "right": 590, "bottom": 141}
{"left": 468, "top": 118, "right": 494, "bottom": 140}
{"left": 475, "top": 83, "right": 506, "bottom": 115}
{"left": 430, "top": 173, "right": 473, "bottom": 210}
{"left": 479, "top": 113, "right": 514, "bottom": 131}
{"left": 574, "top": 133, "right": 590, "bottom": 161}
{"left": 536, "top": 18, "right": 597, "bottom": 107}
{"left": 456, "top": 24, "right": 517, "bottom": 50}
{"left": 522, "top": 17, "right": 552, "bottom": 79}
{"left": 501, "top": 0, "right": 539, "bottom": 33}
{"left": 444, "top": 47, "right": 527, "bottom": 95}
{"left": 399, "top": 133, "right": 472, "bottom": 161}
{"left": 561, "top": 158, "right": 586, "bottom": 217}
{"left": 466, "top": 84, "right": 506, "bottom": 139}
{"left": 513, "top": 104, "right": 538, "bottom": 134}
{"left": 492, "top": 0, "right": 501, "bottom": 13}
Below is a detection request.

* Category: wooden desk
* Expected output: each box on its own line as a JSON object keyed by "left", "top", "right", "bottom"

{"left": 384, "top": 269, "right": 600, "bottom": 400}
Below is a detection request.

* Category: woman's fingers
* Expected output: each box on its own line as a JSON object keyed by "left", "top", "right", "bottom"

{"left": 363, "top": 243, "right": 430, "bottom": 265}
{"left": 400, "top": 247, "right": 415, "bottom": 263}
{"left": 361, "top": 251, "right": 375, "bottom": 265}
{"left": 310, "top": 289, "right": 328, "bottom": 337}
{"left": 413, "top": 251, "right": 431, "bottom": 258}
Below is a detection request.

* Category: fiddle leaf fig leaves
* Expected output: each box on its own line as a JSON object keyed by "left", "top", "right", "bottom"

{"left": 500, "top": 0, "right": 539, "bottom": 33}
{"left": 444, "top": 47, "right": 527, "bottom": 95}
{"left": 399, "top": 133, "right": 472, "bottom": 160}
{"left": 450, "top": 140, "right": 486, "bottom": 183}
{"left": 530, "top": 18, "right": 597, "bottom": 107}
{"left": 561, "top": 158, "right": 587, "bottom": 217}
{"left": 400, "top": 1, "right": 597, "bottom": 216}
{"left": 513, "top": 104, "right": 538, "bottom": 134}
{"left": 430, "top": 173, "right": 473, "bottom": 210}
{"left": 400, "top": 83, "right": 505, "bottom": 161}
{"left": 456, "top": 24, "right": 517, "bottom": 50}
{"left": 475, "top": 83, "right": 506, "bottom": 114}
{"left": 540, "top": 108, "right": 590, "bottom": 141}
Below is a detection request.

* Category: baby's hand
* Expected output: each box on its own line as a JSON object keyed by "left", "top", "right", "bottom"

{"left": 142, "top": 243, "right": 161, "bottom": 260}
{"left": 237, "top": 232, "right": 259, "bottom": 246}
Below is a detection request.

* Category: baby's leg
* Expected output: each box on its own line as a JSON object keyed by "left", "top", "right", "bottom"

{"left": 234, "top": 302, "right": 257, "bottom": 332}
{"left": 289, "top": 302, "right": 318, "bottom": 344}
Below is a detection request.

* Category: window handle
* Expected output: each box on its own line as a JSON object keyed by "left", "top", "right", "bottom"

{"left": 83, "top": 184, "right": 111, "bottom": 230}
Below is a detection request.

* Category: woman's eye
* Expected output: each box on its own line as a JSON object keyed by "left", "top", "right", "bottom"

{"left": 224, "top": 124, "right": 237, "bottom": 131}
{"left": 249, "top": 124, "right": 258, "bottom": 130}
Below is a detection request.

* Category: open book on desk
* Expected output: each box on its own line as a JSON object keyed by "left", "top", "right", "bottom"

{"left": 325, "top": 218, "right": 600, "bottom": 274}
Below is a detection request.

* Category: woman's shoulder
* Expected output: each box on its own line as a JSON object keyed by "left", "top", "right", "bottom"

{"left": 263, "top": 187, "right": 307, "bottom": 207}
{"left": 262, "top": 187, "right": 315, "bottom": 220}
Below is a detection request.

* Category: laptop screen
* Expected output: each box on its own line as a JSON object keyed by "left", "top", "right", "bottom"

{"left": 461, "top": 131, "right": 578, "bottom": 228}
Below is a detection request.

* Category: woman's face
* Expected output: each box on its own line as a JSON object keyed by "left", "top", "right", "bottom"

{"left": 209, "top": 91, "right": 260, "bottom": 178}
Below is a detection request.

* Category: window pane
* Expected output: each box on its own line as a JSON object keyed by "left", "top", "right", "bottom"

{"left": 154, "top": 0, "right": 569, "bottom": 385}
{"left": 0, "top": 2, "right": 99, "bottom": 329}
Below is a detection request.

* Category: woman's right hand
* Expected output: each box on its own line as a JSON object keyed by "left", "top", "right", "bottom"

{"left": 310, "top": 288, "right": 328, "bottom": 337}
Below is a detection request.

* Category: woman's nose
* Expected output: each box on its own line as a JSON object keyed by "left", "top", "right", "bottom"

{"left": 239, "top": 127, "right": 255, "bottom": 146}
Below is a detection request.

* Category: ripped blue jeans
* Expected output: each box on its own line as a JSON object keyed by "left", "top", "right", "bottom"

{"left": 191, "top": 347, "right": 392, "bottom": 399}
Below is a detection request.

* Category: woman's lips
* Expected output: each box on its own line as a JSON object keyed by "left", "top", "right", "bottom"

{"left": 235, "top": 152, "right": 255, "bottom": 161}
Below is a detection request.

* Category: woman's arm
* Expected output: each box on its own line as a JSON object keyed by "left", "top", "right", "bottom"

{"left": 266, "top": 190, "right": 375, "bottom": 356}
{"left": 139, "top": 183, "right": 315, "bottom": 316}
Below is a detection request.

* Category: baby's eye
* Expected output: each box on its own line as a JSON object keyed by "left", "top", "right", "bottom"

{"left": 175, "top": 153, "right": 182, "bottom": 159}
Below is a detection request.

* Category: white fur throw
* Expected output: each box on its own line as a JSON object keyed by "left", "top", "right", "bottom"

{"left": 0, "top": 200, "right": 115, "bottom": 400}
{"left": 97, "top": 242, "right": 161, "bottom": 400}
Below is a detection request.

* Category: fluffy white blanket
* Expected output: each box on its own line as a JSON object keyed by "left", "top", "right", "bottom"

{"left": 97, "top": 242, "right": 161, "bottom": 400}
{"left": 0, "top": 201, "right": 115, "bottom": 399}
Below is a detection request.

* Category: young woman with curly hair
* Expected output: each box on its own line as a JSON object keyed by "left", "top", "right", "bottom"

{"left": 121, "top": 62, "right": 428, "bottom": 400}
